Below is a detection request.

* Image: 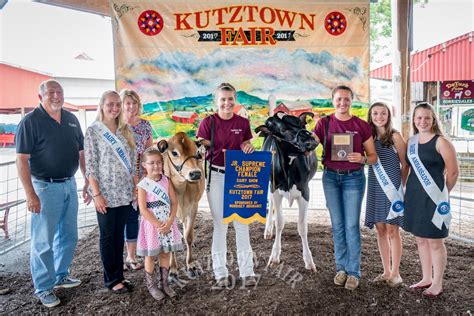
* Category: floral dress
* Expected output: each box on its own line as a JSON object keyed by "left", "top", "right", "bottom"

{"left": 131, "top": 119, "right": 152, "bottom": 178}
{"left": 136, "top": 176, "right": 183, "bottom": 256}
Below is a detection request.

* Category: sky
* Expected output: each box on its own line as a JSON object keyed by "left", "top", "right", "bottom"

{"left": 0, "top": 0, "right": 114, "bottom": 79}
{"left": 412, "top": 0, "right": 474, "bottom": 52}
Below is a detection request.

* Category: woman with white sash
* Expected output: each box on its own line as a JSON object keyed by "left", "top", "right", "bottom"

{"left": 84, "top": 90, "right": 136, "bottom": 293}
{"left": 404, "top": 102, "right": 458, "bottom": 297}
{"left": 365, "top": 102, "right": 408, "bottom": 287}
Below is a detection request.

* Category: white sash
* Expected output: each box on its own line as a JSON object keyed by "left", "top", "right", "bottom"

{"left": 371, "top": 157, "right": 404, "bottom": 220}
{"left": 407, "top": 134, "right": 451, "bottom": 230}
{"left": 137, "top": 177, "right": 170, "bottom": 207}
{"left": 91, "top": 121, "right": 133, "bottom": 177}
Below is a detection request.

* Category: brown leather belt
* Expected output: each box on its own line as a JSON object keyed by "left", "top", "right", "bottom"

{"left": 324, "top": 167, "right": 362, "bottom": 175}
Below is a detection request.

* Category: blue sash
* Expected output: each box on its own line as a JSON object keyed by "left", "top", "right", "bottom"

{"left": 407, "top": 134, "right": 451, "bottom": 230}
{"left": 371, "top": 157, "right": 404, "bottom": 220}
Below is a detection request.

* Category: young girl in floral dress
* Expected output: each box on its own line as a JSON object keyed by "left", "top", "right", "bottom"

{"left": 137, "top": 148, "right": 183, "bottom": 300}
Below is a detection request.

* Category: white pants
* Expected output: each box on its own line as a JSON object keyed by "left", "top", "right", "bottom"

{"left": 207, "top": 171, "right": 255, "bottom": 279}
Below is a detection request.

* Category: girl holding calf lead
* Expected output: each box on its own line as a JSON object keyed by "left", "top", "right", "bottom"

{"left": 197, "top": 82, "right": 257, "bottom": 289}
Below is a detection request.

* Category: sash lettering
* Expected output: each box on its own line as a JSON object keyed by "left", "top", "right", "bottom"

{"left": 371, "top": 157, "right": 404, "bottom": 220}
{"left": 407, "top": 134, "right": 451, "bottom": 230}
{"left": 137, "top": 177, "right": 170, "bottom": 207}
{"left": 91, "top": 121, "right": 133, "bottom": 177}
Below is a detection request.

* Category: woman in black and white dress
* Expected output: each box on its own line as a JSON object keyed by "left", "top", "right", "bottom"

{"left": 365, "top": 102, "right": 408, "bottom": 287}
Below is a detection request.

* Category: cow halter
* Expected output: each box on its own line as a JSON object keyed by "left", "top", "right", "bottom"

{"left": 167, "top": 151, "right": 202, "bottom": 176}
{"left": 273, "top": 128, "right": 313, "bottom": 151}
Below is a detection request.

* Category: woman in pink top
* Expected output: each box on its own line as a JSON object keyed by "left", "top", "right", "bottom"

{"left": 313, "top": 85, "right": 377, "bottom": 290}
{"left": 197, "top": 83, "right": 257, "bottom": 289}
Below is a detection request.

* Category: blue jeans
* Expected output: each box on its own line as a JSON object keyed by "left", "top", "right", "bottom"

{"left": 124, "top": 207, "right": 139, "bottom": 242}
{"left": 322, "top": 169, "right": 366, "bottom": 278}
{"left": 30, "top": 178, "right": 78, "bottom": 294}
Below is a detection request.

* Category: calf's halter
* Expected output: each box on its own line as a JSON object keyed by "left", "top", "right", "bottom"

{"left": 167, "top": 151, "right": 202, "bottom": 175}
{"left": 272, "top": 128, "right": 313, "bottom": 151}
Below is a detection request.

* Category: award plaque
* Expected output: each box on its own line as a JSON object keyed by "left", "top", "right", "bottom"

{"left": 331, "top": 133, "right": 353, "bottom": 161}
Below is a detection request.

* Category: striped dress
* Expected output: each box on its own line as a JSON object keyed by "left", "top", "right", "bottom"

{"left": 365, "top": 138, "right": 404, "bottom": 229}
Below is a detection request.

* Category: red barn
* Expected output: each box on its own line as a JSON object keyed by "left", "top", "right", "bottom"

{"left": 274, "top": 101, "right": 313, "bottom": 117}
{"left": 171, "top": 111, "right": 198, "bottom": 124}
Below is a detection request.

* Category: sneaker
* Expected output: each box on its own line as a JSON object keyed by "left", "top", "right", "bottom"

{"left": 54, "top": 276, "right": 82, "bottom": 289}
{"left": 211, "top": 277, "right": 230, "bottom": 290}
{"left": 334, "top": 271, "right": 347, "bottom": 286}
{"left": 242, "top": 276, "right": 257, "bottom": 287}
{"left": 372, "top": 274, "right": 389, "bottom": 283}
{"left": 344, "top": 275, "right": 360, "bottom": 290}
{"left": 387, "top": 276, "right": 403, "bottom": 287}
{"left": 36, "top": 290, "right": 60, "bottom": 308}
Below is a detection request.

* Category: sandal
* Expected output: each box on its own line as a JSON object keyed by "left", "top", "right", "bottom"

{"left": 122, "top": 279, "right": 134, "bottom": 291}
{"left": 110, "top": 283, "right": 130, "bottom": 294}
{"left": 125, "top": 259, "right": 143, "bottom": 271}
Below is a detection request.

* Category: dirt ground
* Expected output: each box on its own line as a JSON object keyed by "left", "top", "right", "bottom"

{"left": 1, "top": 211, "right": 473, "bottom": 314}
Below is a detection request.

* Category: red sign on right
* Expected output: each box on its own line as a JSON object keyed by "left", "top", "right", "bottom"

{"left": 440, "top": 80, "right": 474, "bottom": 105}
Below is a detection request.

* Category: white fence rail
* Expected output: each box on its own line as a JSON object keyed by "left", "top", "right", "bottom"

{"left": 1, "top": 156, "right": 473, "bottom": 254}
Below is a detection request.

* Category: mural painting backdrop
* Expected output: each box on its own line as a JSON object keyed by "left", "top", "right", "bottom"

{"left": 111, "top": 0, "right": 370, "bottom": 139}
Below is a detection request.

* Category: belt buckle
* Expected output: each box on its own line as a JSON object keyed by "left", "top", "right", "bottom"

{"left": 336, "top": 169, "right": 346, "bottom": 175}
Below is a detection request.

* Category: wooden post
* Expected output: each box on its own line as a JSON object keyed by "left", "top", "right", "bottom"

{"left": 391, "top": 0, "right": 413, "bottom": 139}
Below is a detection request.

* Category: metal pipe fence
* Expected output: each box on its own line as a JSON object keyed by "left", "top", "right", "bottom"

{"left": 1, "top": 156, "right": 473, "bottom": 254}
{"left": 0, "top": 161, "right": 97, "bottom": 254}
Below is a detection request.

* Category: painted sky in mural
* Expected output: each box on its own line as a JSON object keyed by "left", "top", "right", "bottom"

{"left": 112, "top": 1, "right": 370, "bottom": 138}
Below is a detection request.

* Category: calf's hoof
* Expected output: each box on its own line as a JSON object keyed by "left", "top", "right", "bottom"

{"left": 168, "top": 272, "right": 180, "bottom": 284}
{"left": 263, "top": 231, "right": 274, "bottom": 240}
{"left": 305, "top": 263, "right": 317, "bottom": 272}
{"left": 186, "top": 266, "right": 201, "bottom": 278}
{"left": 267, "top": 259, "right": 280, "bottom": 268}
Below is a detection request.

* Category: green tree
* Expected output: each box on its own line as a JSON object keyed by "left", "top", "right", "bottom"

{"left": 370, "top": 0, "right": 428, "bottom": 65}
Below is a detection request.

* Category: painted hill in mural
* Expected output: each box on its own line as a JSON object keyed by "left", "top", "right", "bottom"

{"left": 143, "top": 91, "right": 268, "bottom": 114}
{"left": 141, "top": 90, "right": 368, "bottom": 140}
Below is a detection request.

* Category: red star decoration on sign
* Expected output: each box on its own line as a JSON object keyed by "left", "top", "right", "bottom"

{"left": 138, "top": 10, "right": 164, "bottom": 36}
{"left": 324, "top": 11, "right": 347, "bottom": 36}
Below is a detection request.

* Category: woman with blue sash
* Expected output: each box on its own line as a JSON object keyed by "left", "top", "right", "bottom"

{"left": 84, "top": 90, "right": 137, "bottom": 293}
{"left": 404, "top": 102, "right": 458, "bottom": 297}
{"left": 365, "top": 102, "right": 408, "bottom": 287}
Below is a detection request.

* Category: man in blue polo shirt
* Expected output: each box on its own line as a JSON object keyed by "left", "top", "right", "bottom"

{"left": 16, "top": 80, "right": 90, "bottom": 307}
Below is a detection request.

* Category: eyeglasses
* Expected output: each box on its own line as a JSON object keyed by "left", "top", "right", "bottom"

{"left": 145, "top": 161, "right": 162, "bottom": 166}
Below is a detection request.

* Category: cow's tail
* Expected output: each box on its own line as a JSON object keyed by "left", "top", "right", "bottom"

{"left": 264, "top": 190, "right": 274, "bottom": 240}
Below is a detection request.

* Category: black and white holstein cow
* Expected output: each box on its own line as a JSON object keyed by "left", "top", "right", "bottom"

{"left": 255, "top": 111, "right": 318, "bottom": 271}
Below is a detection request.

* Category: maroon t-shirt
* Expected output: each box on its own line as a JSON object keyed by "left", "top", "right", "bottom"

{"left": 313, "top": 114, "right": 372, "bottom": 170}
{"left": 197, "top": 113, "right": 252, "bottom": 167}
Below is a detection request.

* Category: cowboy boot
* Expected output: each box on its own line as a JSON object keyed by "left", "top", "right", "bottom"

{"left": 160, "top": 267, "right": 177, "bottom": 297}
{"left": 155, "top": 266, "right": 162, "bottom": 290}
{"left": 145, "top": 270, "right": 165, "bottom": 300}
